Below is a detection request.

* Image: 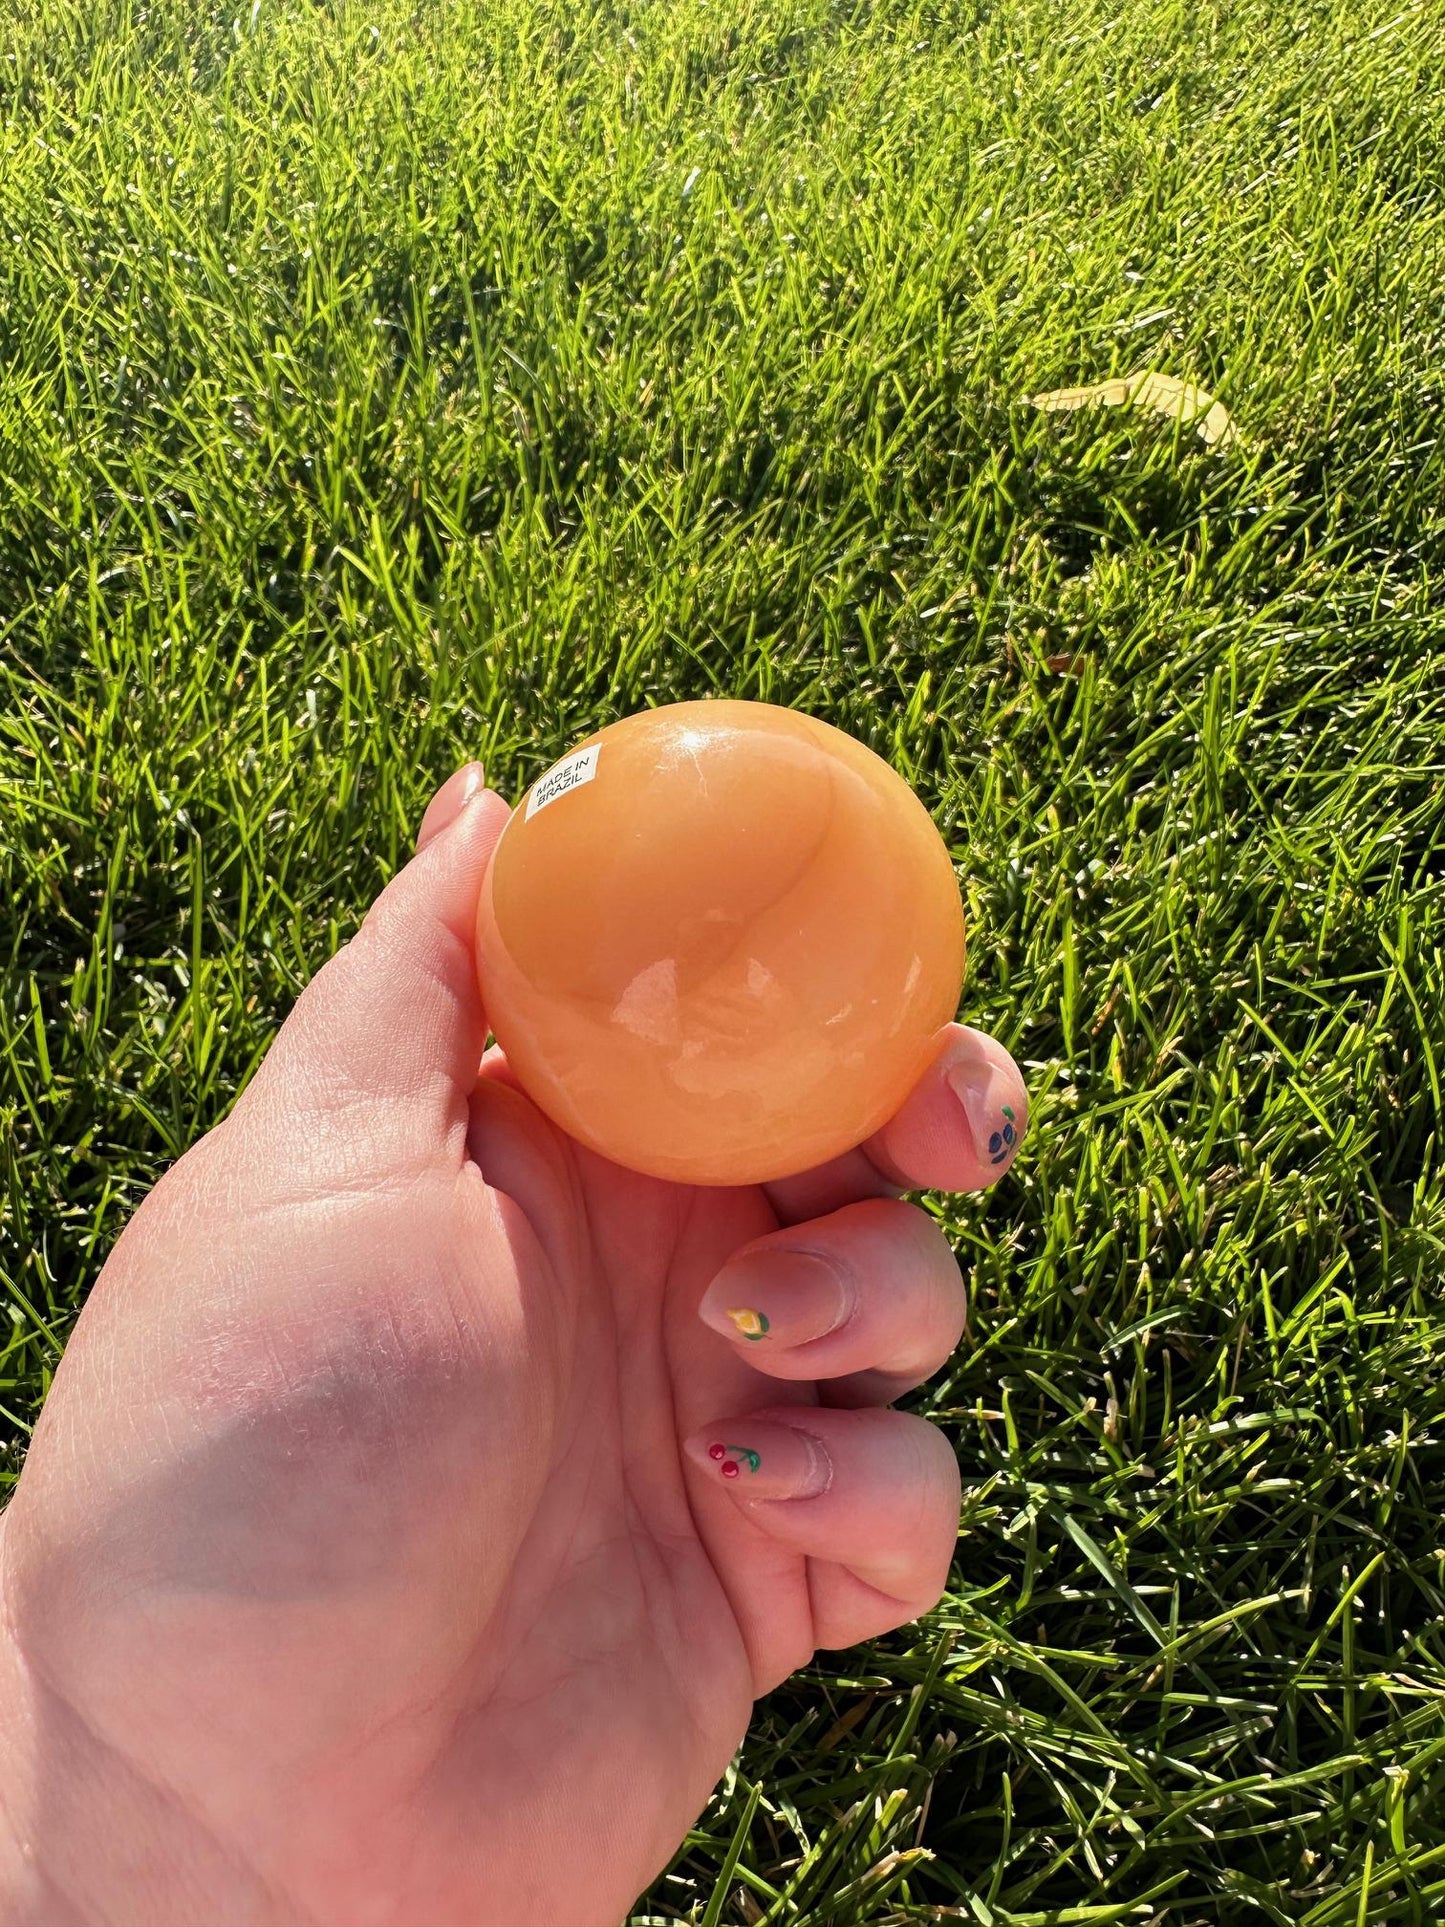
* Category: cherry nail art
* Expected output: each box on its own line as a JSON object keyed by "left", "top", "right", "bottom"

{"left": 707, "top": 1442, "right": 762, "bottom": 1479}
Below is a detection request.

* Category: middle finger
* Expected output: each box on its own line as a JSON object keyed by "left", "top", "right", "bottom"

{"left": 695, "top": 1196, "right": 966, "bottom": 1405}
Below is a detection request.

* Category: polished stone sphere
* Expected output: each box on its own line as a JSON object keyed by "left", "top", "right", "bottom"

{"left": 475, "top": 699, "right": 966, "bottom": 1184}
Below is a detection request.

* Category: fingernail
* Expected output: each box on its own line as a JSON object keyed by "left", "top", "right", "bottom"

{"left": 698, "top": 1249, "right": 851, "bottom": 1349}
{"left": 946, "top": 1058, "right": 1025, "bottom": 1171}
{"left": 683, "top": 1421, "right": 834, "bottom": 1500}
{"left": 416, "top": 763, "right": 487, "bottom": 851}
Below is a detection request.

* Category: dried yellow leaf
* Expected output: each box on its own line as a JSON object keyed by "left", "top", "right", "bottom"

{"left": 1030, "top": 378, "right": 1135, "bottom": 412}
{"left": 1028, "top": 370, "right": 1238, "bottom": 449}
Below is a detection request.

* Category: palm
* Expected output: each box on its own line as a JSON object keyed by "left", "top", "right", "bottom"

{"left": 4, "top": 1092, "right": 804, "bottom": 1927}
{"left": 375, "top": 1073, "right": 836, "bottom": 1925}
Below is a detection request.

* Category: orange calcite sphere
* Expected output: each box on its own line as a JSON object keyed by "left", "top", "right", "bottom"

{"left": 475, "top": 700, "right": 966, "bottom": 1185}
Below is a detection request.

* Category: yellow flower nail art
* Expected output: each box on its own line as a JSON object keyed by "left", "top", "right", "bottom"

{"left": 726, "top": 1306, "right": 770, "bottom": 1341}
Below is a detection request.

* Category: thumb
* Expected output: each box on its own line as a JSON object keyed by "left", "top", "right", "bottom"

{"left": 246, "top": 765, "right": 512, "bottom": 1151}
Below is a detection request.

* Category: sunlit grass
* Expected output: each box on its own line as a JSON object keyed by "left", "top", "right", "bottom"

{"left": 4, "top": 0, "right": 1445, "bottom": 1917}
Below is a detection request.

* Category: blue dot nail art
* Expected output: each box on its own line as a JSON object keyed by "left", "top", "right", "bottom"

{"left": 990, "top": 1104, "right": 1018, "bottom": 1165}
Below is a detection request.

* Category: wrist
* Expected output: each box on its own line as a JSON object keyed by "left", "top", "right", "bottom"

{"left": 0, "top": 1513, "right": 296, "bottom": 1927}
{"left": 0, "top": 1527, "right": 67, "bottom": 1926}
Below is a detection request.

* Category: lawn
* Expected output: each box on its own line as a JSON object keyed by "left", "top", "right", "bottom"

{"left": 4, "top": 0, "right": 1445, "bottom": 1917}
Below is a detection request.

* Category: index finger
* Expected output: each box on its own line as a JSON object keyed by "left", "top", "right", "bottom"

{"left": 761, "top": 1023, "right": 1028, "bottom": 1226}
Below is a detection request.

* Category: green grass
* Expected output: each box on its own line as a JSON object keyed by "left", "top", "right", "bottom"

{"left": 4, "top": 0, "right": 1445, "bottom": 1916}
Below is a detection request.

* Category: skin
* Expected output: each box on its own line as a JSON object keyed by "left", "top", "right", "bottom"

{"left": 0, "top": 765, "right": 1028, "bottom": 1927}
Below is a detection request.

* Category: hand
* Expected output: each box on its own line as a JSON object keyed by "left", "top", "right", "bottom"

{"left": 0, "top": 765, "right": 1028, "bottom": 1927}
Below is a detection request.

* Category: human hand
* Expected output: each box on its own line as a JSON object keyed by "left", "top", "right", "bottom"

{"left": 0, "top": 765, "right": 1028, "bottom": 1927}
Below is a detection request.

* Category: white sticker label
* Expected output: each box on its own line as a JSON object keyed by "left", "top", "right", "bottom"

{"left": 525, "top": 743, "right": 601, "bottom": 821}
